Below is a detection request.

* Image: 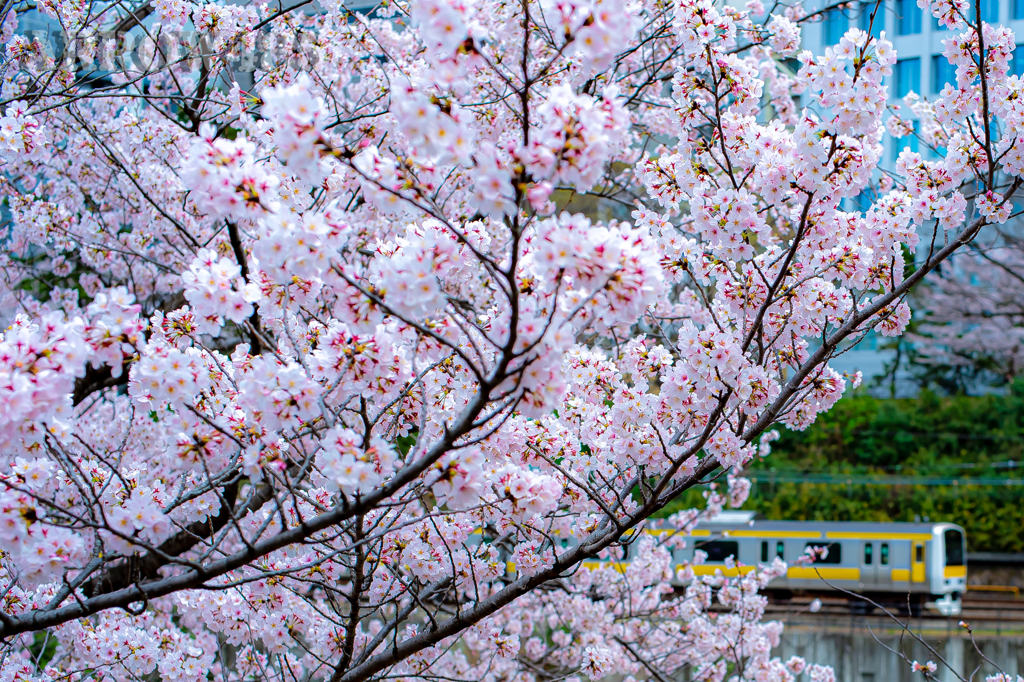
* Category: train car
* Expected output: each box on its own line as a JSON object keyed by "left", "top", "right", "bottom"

{"left": 668, "top": 513, "right": 967, "bottom": 616}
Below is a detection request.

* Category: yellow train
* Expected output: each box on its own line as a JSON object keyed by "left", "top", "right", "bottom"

{"left": 584, "top": 513, "right": 967, "bottom": 616}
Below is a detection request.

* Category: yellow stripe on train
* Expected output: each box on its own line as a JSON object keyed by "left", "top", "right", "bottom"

{"left": 725, "top": 530, "right": 822, "bottom": 539}
{"left": 786, "top": 567, "right": 861, "bottom": 580}
{"left": 825, "top": 531, "right": 933, "bottom": 541}
{"left": 582, "top": 561, "right": 629, "bottom": 573}
{"left": 691, "top": 565, "right": 757, "bottom": 577}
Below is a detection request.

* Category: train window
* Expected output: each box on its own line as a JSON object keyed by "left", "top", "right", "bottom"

{"left": 864, "top": 543, "right": 873, "bottom": 565}
{"left": 696, "top": 540, "right": 739, "bottom": 563}
{"left": 944, "top": 530, "right": 964, "bottom": 566}
{"left": 880, "top": 543, "right": 889, "bottom": 565}
{"left": 915, "top": 544, "right": 925, "bottom": 562}
{"left": 805, "top": 542, "right": 842, "bottom": 564}
{"left": 776, "top": 541, "right": 785, "bottom": 559}
{"left": 761, "top": 541, "right": 768, "bottom": 562}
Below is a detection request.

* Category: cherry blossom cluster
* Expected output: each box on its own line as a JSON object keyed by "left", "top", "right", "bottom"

{"left": 798, "top": 28, "right": 894, "bottom": 136}
{"left": 521, "top": 85, "right": 631, "bottom": 193}
{"left": 545, "top": 0, "right": 641, "bottom": 70}
{"left": 0, "top": 102, "right": 45, "bottom": 159}
{"left": 1, "top": 310, "right": 115, "bottom": 453}
{"left": 0, "top": 465, "right": 87, "bottom": 587}
{"left": 181, "top": 249, "right": 260, "bottom": 335}
{"left": 182, "top": 124, "right": 278, "bottom": 220}
{"left": 316, "top": 426, "right": 398, "bottom": 494}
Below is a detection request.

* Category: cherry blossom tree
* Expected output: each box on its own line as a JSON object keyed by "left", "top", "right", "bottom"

{"left": 0, "top": 0, "right": 1021, "bottom": 680}
{"left": 907, "top": 226, "right": 1024, "bottom": 388}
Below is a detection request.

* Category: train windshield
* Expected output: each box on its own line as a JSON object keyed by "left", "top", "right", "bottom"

{"left": 944, "top": 529, "right": 964, "bottom": 566}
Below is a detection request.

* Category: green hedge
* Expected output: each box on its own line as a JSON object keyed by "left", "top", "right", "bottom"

{"left": 740, "top": 483, "right": 1024, "bottom": 553}
{"left": 771, "top": 383, "right": 1024, "bottom": 470}
{"left": 660, "top": 383, "right": 1024, "bottom": 553}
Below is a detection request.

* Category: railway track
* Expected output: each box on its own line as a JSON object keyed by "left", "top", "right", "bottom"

{"left": 754, "top": 594, "right": 1024, "bottom": 638}
{"left": 763, "top": 593, "right": 1024, "bottom": 624}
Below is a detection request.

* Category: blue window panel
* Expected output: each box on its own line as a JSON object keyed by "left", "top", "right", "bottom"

{"left": 892, "top": 122, "right": 919, "bottom": 163}
{"left": 855, "top": 191, "right": 873, "bottom": 213}
{"left": 845, "top": 190, "right": 874, "bottom": 213}
{"left": 932, "top": 54, "right": 956, "bottom": 92}
{"left": 1013, "top": 47, "right": 1024, "bottom": 77}
{"left": 824, "top": 8, "right": 849, "bottom": 45}
{"left": 1016, "top": 0, "right": 1024, "bottom": 19}
{"left": 896, "top": 0, "right": 922, "bottom": 33}
{"left": 981, "top": 0, "right": 1000, "bottom": 22}
{"left": 860, "top": 0, "right": 885, "bottom": 36}
{"left": 895, "top": 57, "right": 921, "bottom": 98}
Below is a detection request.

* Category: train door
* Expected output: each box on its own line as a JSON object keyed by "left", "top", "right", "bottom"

{"left": 861, "top": 541, "right": 877, "bottom": 588}
{"left": 878, "top": 542, "right": 892, "bottom": 589}
{"left": 912, "top": 541, "right": 927, "bottom": 583}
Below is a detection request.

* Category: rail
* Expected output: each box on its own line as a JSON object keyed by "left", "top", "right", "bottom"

{"left": 967, "top": 585, "right": 1021, "bottom": 598}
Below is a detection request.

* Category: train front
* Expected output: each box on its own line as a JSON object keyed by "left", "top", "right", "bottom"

{"left": 931, "top": 523, "right": 967, "bottom": 616}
